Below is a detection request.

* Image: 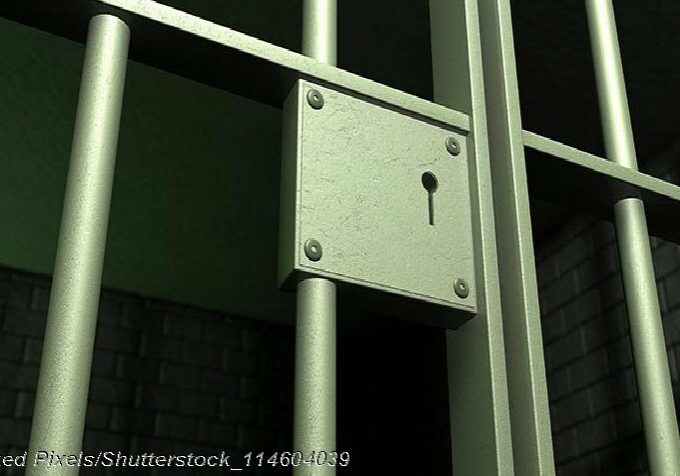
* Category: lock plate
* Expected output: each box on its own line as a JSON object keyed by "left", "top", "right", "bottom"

{"left": 279, "top": 80, "right": 477, "bottom": 325}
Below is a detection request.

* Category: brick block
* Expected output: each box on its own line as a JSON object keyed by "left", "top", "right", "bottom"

{"left": 97, "top": 296, "right": 123, "bottom": 327}
{"left": 223, "top": 350, "right": 258, "bottom": 375}
{"left": 664, "top": 268, "right": 680, "bottom": 311}
{"left": 598, "top": 274, "right": 625, "bottom": 310}
{"left": 592, "top": 222, "right": 616, "bottom": 250}
{"left": 560, "top": 453, "right": 599, "bottom": 476}
{"left": 94, "top": 324, "right": 138, "bottom": 354}
{"left": 553, "top": 390, "right": 591, "bottom": 430}
{"left": 91, "top": 351, "right": 116, "bottom": 377}
{"left": 181, "top": 342, "right": 221, "bottom": 369}
{"left": 159, "top": 362, "right": 200, "bottom": 389}
{"left": 14, "top": 392, "right": 34, "bottom": 419}
{"left": 549, "top": 330, "right": 584, "bottom": 370}
{"left": 593, "top": 243, "right": 620, "bottom": 279}
{"left": 260, "top": 347, "right": 294, "bottom": 377}
{"left": 240, "top": 377, "right": 261, "bottom": 400}
{"left": 589, "top": 369, "right": 637, "bottom": 414}
{"left": 88, "top": 377, "right": 135, "bottom": 406}
{"left": 0, "top": 335, "right": 25, "bottom": 363}
{"left": 0, "top": 363, "right": 38, "bottom": 391}
{"left": 132, "top": 436, "right": 175, "bottom": 454}
{"left": 200, "top": 370, "right": 239, "bottom": 397}
{"left": 556, "top": 233, "right": 594, "bottom": 275}
{"left": 164, "top": 313, "right": 202, "bottom": 341}
{"left": 612, "top": 401, "right": 642, "bottom": 439}
{"left": 547, "top": 366, "right": 571, "bottom": 401}
{"left": 121, "top": 303, "right": 164, "bottom": 333}
{"left": 537, "top": 258, "right": 559, "bottom": 289}
{"left": 541, "top": 309, "right": 565, "bottom": 345}
{"left": 0, "top": 274, "right": 9, "bottom": 305}
{"left": 116, "top": 355, "right": 160, "bottom": 383}
{"left": 29, "top": 285, "right": 50, "bottom": 311}
{"left": 202, "top": 320, "right": 243, "bottom": 348}
{"left": 177, "top": 391, "right": 219, "bottom": 418}
{"left": 155, "top": 413, "right": 198, "bottom": 441}
{"left": 110, "top": 406, "right": 155, "bottom": 434}
{"left": 220, "top": 399, "right": 258, "bottom": 425}
{"left": 597, "top": 436, "right": 646, "bottom": 475}
{"left": 139, "top": 334, "right": 182, "bottom": 362}
{"left": 552, "top": 429, "right": 579, "bottom": 464}
{"left": 658, "top": 281, "right": 669, "bottom": 314}
{"left": 562, "top": 288, "right": 601, "bottom": 331}
{"left": 22, "top": 338, "right": 42, "bottom": 364}
{"left": 606, "top": 337, "right": 634, "bottom": 372}
{"left": 541, "top": 273, "right": 578, "bottom": 315}
{"left": 0, "top": 418, "right": 30, "bottom": 446}
{"left": 85, "top": 402, "right": 110, "bottom": 430}
{"left": 662, "top": 308, "right": 680, "bottom": 346}
{"left": 242, "top": 328, "right": 263, "bottom": 353}
{"left": 668, "top": 346, "right": 680, "bottom": 384}
{"left": 0, "top": 390, "right": 17, "bottom": 417}
{"left": 653, "top": 242, "right": 680, "bottom": 279}
{"left": 82, "top": 429, "right": 129, "bottom": 454}
{"left": 574, "top": 259, "right": 601, "bottom": 294}
{"left": 6, "top": 278, "right": 31, "bottom": 308}
{"left": 3, "top": 307, "right": 45, "bottom": 338}
{"left": 570, "top": 349, "right": 608, "bottom": 391}
{"left": 576, "top": 413, "right": 616, "bottom": 452}
{"left": 238, "top": 425, "right": 267, "bottom": 449}
{"left": 198, "top": 420, "right": 237, "bottom": 447}
{"left": 135, "top": 385, "right": 178, "bottom": 412}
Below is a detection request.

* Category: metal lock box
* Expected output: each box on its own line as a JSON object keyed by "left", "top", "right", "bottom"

{"left": 279, "top": 80, "right": 477, "bottom": 327}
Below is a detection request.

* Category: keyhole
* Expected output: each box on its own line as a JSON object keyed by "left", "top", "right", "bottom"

{"left": 421, "top": 171, "right": 438, "bottom": 225}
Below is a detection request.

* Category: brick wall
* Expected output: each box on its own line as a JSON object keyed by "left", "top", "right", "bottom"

{"left": 537, "top": 143, "right": 680, "bottom": 475}
{"left": 0, "top": 266, "right": 294, "bottom": 475}
{"left": 537, "top": 213, "right": 680, "bottom": 475}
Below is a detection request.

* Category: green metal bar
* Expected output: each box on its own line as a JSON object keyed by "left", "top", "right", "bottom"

{"left": 293, "top": 278, "right": 337, "bottom": 475}
{"left": 585, "top": 1, "right": 680, "bottom": 473}
{"left": 26, "top": 14, "right": 129, "bottom": 475}
{"left": 472, "top": 0, "right": 556, "bottom": 473}
{"left": 430, "top": 0, "right": 517, "bottom": 473}
{"left": 302, "top": 0, "right": 337, "bottom": 66}
{"left": 294, "top": 2, "right": 337, "bottom": 474}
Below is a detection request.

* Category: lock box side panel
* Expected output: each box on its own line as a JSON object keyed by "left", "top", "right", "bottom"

{"left": 278, "top": 82, "right": 302, "bottom": 289}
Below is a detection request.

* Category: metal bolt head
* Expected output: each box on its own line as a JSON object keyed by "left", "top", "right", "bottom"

{"left": 445, "top": 136, "right": 460, "bottom": 156}
{"left": 454, "top": 278, "right": 469, "bottom": 299}
{"left": 307, "top": 89, "right": 324, "bottom": 110}
{"left": 304, "top": 238, "right": 323, "bottom": 261}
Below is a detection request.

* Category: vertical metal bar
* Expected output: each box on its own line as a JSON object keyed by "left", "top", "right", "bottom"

{"left": 302, "top": 0, "right": 337, "bottom": 66}
{"left": 585, "top": 1, "right": 680, "bottom": 473}
{"left": 465, "top": 0, "right": 556, "bottom": 473}
{"left": 295, "top": 2, "right": 337, "bottom": 475}
{"left": 294, "top": 278, "right": 336, "bottom": 475}
{"left": 430, "top": 0, "right": 518, "bottom": 474}
{"left": 26, "top": 14, "right": 129, "bottom": 475}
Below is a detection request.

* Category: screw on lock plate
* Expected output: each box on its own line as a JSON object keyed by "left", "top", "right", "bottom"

{"left": 454, "top": 278, "right": 470, "bottom": 299}
{"left": 445, "top": 136, "right": 460, "bottom": 156}
{"left": 306, "top": 89, "right": 324, "bottom": 110}
{"left": 304, "top": 238, "right": 323, "bottom": 261}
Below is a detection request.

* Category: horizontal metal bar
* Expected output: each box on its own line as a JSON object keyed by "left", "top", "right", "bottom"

{"left": 524, "top": 130, "right": 680, "bottom": 243}
{"left": 0, "top": 0, "right": 469, "bottom": 133}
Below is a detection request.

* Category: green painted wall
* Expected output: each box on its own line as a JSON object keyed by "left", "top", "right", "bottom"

{"left": 0, "top": 17, "right": 294, "bottom": 322}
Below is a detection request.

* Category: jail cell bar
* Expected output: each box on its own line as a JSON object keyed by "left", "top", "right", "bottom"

{"left": 585, "top": 0, "right": 680, "bottom": 473}
{"left": 25, "top": 14, "right": 129, "bottom": 475}
{"left": 293, "top": 2, "right": 338, "bottom": 476}
{"left": 7, "top": 1, "right": 680, "bottom": 475}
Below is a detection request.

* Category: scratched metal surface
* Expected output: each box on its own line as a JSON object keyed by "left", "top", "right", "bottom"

{"left": 281, "top": 81, "right": 476, "bottom": 323}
